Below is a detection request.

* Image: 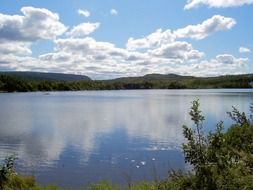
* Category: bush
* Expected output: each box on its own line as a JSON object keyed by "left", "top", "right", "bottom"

{"left": 85, "top": 181, "right": 120, "bottom": 190}
{"left": 0, "top": 155, "right": 17, "bottom": 189}
{"left": 167, "top": 100, "right": 253, "bottom": 190}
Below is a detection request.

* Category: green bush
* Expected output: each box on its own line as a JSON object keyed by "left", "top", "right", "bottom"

{"left": 165, "top": 100, "right": 253, "bottom": 190}
{"left": 85, "top": 181, "right": 120, "bottom": 190}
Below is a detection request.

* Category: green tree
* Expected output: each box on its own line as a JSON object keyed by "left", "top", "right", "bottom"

{"left": 177, "top": 100, "right": 253, "bottom": 190}
{"left": 0, "top": 155, "right": 17, "bottom": 190}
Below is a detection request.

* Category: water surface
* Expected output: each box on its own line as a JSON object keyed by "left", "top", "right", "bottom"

{"left": 0, "top": 89, "right": 252, "bottom": 188}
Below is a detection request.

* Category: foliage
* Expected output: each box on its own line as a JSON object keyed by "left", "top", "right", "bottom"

{"left": 0, "top": 155, "right": 17, "bottom": 190}
{"left": 168, "top": 99, "right": 253, "bottom": 190}
{"left": 0, "top": 73, "right": 253, "bottom": 92}
{"left": 85, "top": 181, "right": 120, "bottom": 190}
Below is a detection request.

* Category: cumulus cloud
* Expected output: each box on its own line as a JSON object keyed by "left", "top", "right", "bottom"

{"left": 68, "top": 22, "right": 100, "bottom": 37}
{"left": 36, "top": 37, "right": 150, "bottom": 78}
{"left": 0, "top": 42, "right": 31, "bottom": 55}
{"left": 0, "top": 6, "right": 67, "bottom": 62}
{"left": 34, "top": 35, "right": 247, "bottom": 79}
{"left": 149, "top": 41, "right": 204, "bottom": 60}
{"left": 0, "top": 6, "right": 67, "bottom": 42}
{"left": 239, "top": 47, "right": 251, "bottom": 53}
{"left": 77, "top": 9, "right": 90, "bottom": 17}
{"left": 216, "top": 54, "right": 247, "bottom": 65}
{"left": 127, "top": 15, "right": 236, "bottom": 51}
{"left": 189, "top": 54, "right": 248, "bottom": 76}
{"left": 184, "top": 0, "right": 253, "bottom": 9}
{"left": 54, "top": 37, "right": 118, "bottom": 55}
{"left": 174, "top": 15, "right": 236, "bottom": 40}
{"left": 110, "top": 9, "right": 118, "bottom": 15}
{"left": 39, "top": 52, "right": 71, "bottom": 63}
{"left": 0, "top": 7, "right": 248, "bottom": 79}
{"left": 2, "top": 38, "right": 248, "bottom": 79}
{"left": 126, "top": 29, "right": 176, "bottom": 50}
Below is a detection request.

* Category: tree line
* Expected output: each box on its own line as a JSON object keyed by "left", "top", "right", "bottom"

{"left": 0, "top": 74, "right": 252, "bottom": 92}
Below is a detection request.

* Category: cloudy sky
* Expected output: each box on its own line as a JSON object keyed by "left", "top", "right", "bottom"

{"left": 0, "top": 0, "right": 252, "bottom": 79}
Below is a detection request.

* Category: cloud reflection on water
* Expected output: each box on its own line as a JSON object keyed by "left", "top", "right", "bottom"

{"left": 0, "top": 90, "right": 252, "bottom": 186}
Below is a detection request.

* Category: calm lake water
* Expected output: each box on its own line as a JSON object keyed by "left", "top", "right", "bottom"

{"left": 0, "top": 89, "right": 252, "bottom": 188}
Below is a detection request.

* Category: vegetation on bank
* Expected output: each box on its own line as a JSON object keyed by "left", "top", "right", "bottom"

{"left": 0, "top": 73, "right": 253, "bottom": 92}
{"left": 1, "top": 100, "right": 253, "bottom": 189}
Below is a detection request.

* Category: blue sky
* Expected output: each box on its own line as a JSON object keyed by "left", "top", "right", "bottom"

{"left": 0, "top": 0, "right": 252, "bottom": 79}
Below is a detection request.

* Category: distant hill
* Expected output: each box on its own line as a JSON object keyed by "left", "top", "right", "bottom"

{"left": 0, "top": 72, "right": 253, "bottom": 92}
{"left": 0, "top": 71, "right": 91, "bottom": 81}
{"left": 107, "top": 73, "right": 253, "bottom": 89}
{"left": 143, "top": 73, "right": 195, "bottom": 80}
{"left": 109, "top": 73, "right": 196, "bottom": 82}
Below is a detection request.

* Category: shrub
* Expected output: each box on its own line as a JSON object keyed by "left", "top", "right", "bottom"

{"left": 170, "top": 99, "right": 253, "bottom": 190}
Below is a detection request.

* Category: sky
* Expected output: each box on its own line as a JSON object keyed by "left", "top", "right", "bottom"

{"left": 0, "top": 0, "right": 252, "bottom": 79}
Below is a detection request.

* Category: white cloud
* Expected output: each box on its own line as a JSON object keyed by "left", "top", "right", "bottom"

{"left": 110, "top": 9, "right": 118, "bottom": 15}
{"left": 33, "top": 35, "right": 247, "bottom": 79}
{"left": 216, "top": 54, "right": 247, "bottom": 65}
{"left": 185, "top": 0, "right": 253, "bottom": 9}
{"left": 68, "top": 22, "right": 100, "bottom": 37}
{"left": 0, "top": 6, "right": 67, "bottom": 42}
{"left": 126, "top": 29, "right": 176, "bottom": 50}
{"left": 2, "top": 38, "right": 248, "bottom": 79}
{"left": 0, "top": 7, "right": 248, "bottom": 79}
{"left": 37, "top": 37, "right": 149, "bottom": 78}
{"left": 0, "top": 42, "right": 31, "bottom": 55}
{"left": 0, "top": 6, "right": 68, "bottom": 61}
{"left": 77, "top": 9, "right": 90, "bottom": 17}
{"left": 1, "top": 33, "right": 247, "bottom": 79}
{"left": 54, "top": 37, "right": 117, "bottom": 54}
{"left": 174, "top": 15, "right": 236, "bottom": 40}
{"left": 39, "top": 52, "right": 71, "bottom": 63}
{"left": 127, "top": 15, "right": 236, "bottom": 51}
{"left": 127, "top": 37, "right": 150, "bottom": 50}
{"left": 149, "top": 41, "right": 204, "bottom": 60}
{"left": 190, "top": 54, "right": 248, "bottom": 76}
{"left": 239, "top": 47, "right": 251, "bottom": 53}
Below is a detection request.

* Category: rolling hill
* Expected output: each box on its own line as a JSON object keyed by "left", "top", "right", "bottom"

{"left": 0, "top": 71, "right": 91, "bottom": 81}
{"left": 0, "top": 71, "right": 253, "bottom": 92}
{"left": 109, "top": 73, "right": 196, "bottom": 82}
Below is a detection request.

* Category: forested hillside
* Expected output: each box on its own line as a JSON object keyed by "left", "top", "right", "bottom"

{"left": 0, "top": 72, "right": 252, "bottom": 92}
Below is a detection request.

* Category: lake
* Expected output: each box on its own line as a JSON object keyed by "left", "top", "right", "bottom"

{"left": 0, "top": 89, "right": 252, "bottom": 188}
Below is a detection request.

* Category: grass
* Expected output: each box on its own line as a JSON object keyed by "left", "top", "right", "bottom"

{"left": 1, "top": 173, "right": 181, "bottom": 190}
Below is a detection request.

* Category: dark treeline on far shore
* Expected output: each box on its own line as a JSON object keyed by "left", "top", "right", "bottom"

{"left": 0, "top": 72, "right": 253, "bottom": 92}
